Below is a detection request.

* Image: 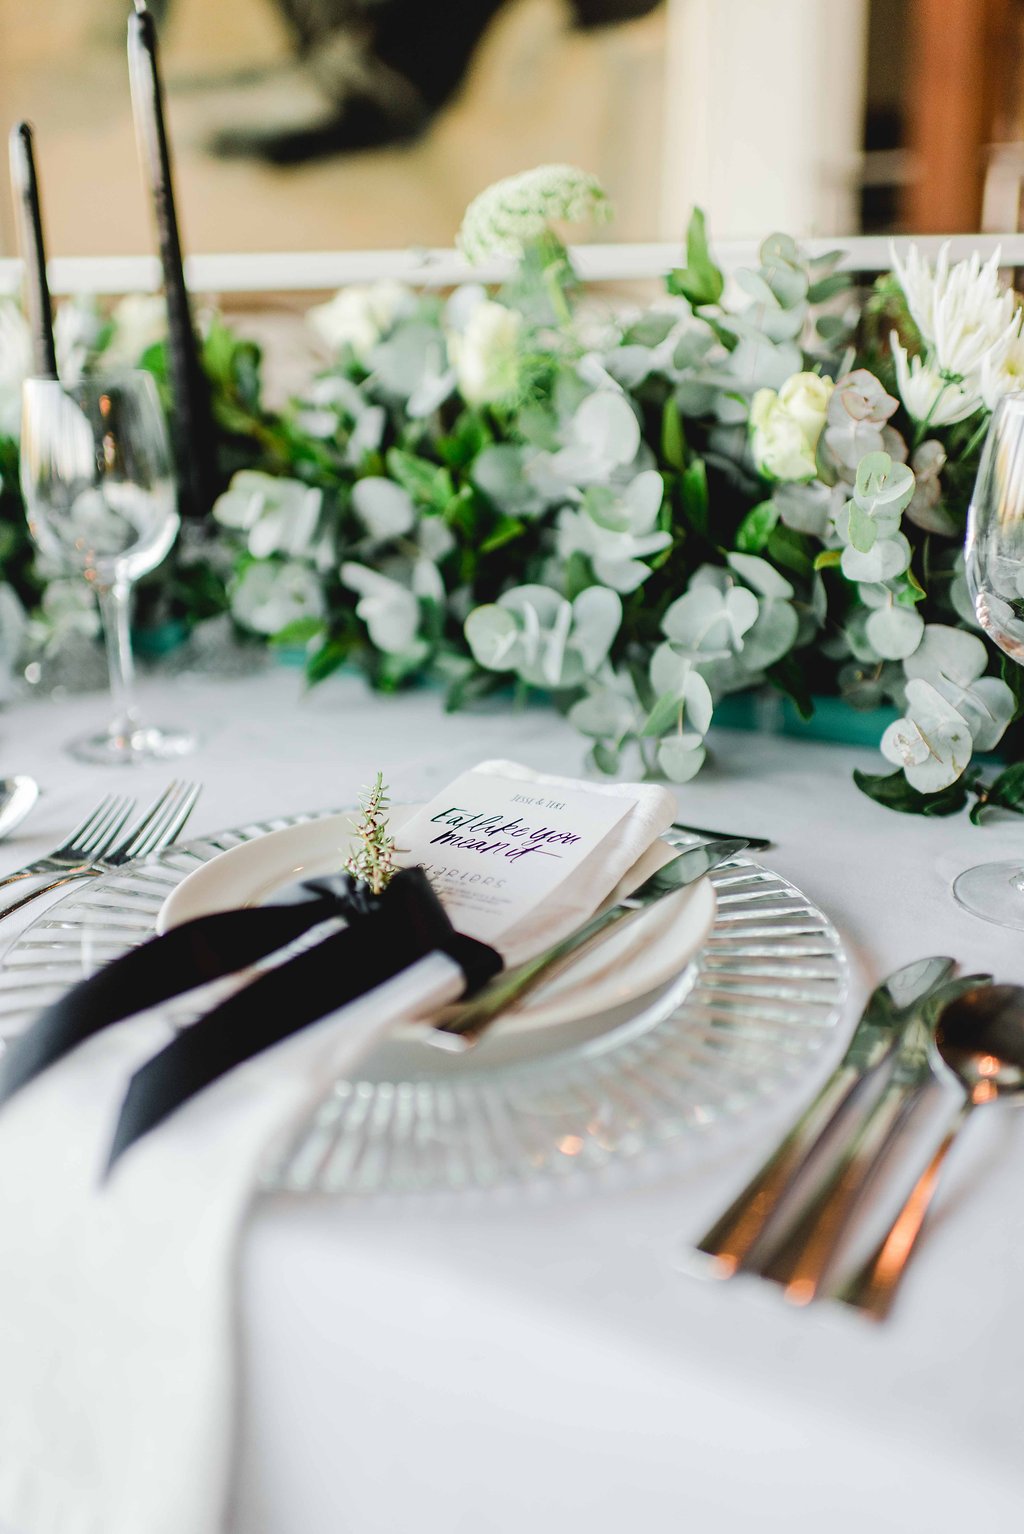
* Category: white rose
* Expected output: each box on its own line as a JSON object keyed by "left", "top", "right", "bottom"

{"left": 449, "top": 300, "right": 522, "bottom": 408}
{"left": 777, "top": 371, "right": 833, "bottom": 454}
{"left": 308, "top": 281, "right": 414, "bottom": 363}
{"left": 749, "top": 388, "right": 817, "bottom": 482}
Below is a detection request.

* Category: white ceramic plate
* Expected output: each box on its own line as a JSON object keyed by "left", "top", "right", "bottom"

{"left": 158, "top": 807, "right": 716, "bottom": 1037}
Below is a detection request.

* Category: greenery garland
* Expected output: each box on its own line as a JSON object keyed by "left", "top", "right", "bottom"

{"left": 3, "top": 163, "right": 1024, "bottom": 822}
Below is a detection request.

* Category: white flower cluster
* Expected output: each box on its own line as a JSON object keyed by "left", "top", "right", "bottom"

{"left": 457, "top": 163, "right": 610, "bottom": 264}
{"left": 890, "top": 243, "right": 1022, "bottom": 424}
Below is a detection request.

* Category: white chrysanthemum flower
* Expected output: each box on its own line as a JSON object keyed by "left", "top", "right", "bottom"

{"left": 890, "top": 241, "right": 1018, "bottom": 380}
{"left": 981, "top": 315, "right": 1024, "bottom": 411}
{"left": 457, "top": 164, "right": 610, "bottom": 264}
{"left": 308, "top": 281, "right": 414, "bottom": 363}
{"left": 0, "top": 299, "right": 32, "bottom": 439}
{"left": 448, "top": 299, "right": 522, "bottom": 407}
{"left": 890, "top": 333, "right": 984, "bottom": 425}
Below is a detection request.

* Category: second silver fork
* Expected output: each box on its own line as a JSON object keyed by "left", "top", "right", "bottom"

{"left": 0, "top": 782, "right": 201, "bottom": 923}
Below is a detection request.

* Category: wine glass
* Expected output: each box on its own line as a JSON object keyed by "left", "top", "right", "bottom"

{"left": 955, "top": 390, "right": 1024, "bottom": 925}
{"left": 20, "top": 370, "right": 196, "bottom": 765}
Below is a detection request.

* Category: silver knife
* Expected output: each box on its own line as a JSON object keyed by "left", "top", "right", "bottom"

{"left": 752, "top": 970, "right": 991, "bottom": 1301}
{"left": 429, "top": 837, "right": 747, "bottom": 1049}
{"left": 690, "top": 956, "right": 957, "bottom": 1279}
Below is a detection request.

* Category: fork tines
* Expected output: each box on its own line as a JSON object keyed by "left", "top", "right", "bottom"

{"left": 106, "top": 781, "right": 202, "bottom": 866}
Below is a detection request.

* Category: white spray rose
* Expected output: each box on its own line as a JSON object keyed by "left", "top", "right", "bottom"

{"left": 777, "top": 372, "right": 834, "bottom": 450}
{"left": 308, "top": 281, "right": 414, "bottom": 363}
{"left": 449, "top": 299, "right": 522, "bottom": 408}
{"left": 749, "top": 374, "right": 831, "bottom": 482}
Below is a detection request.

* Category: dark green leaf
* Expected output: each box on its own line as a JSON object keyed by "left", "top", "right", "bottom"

{"left": 766, "top": 655, "right": 813, "bottom": 719}
{"left": 735, "top": 499, "right": 779, "bottom": 553}
{"left": 480, "top": 515, "right": 527, "bottom": 554}
{"left": 665, "top": 208, "right": 724, "bottom": 308}
{"left": 305, "top": 637, "right": 350, "bottom": 684}
{"left": 679, "top": 458, "right": 709, "bottom": 537}
{"left": 767, "top": 524, "right": 814, "bottom": 580}
{"left": 807, "top": 272, "right": 851, "bottom": 304}
{"left": 270, "top": 615, "right": 325, "bottom": 647}
{"left": 853, "top": 767, "right": 970, "bottom": 817}
{"left": 660, "top": 398, "right": 686, "bottom": 471}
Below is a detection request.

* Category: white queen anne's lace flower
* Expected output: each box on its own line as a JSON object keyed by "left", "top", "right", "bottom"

{"left": 457, "top": 164, "right": 610, "bottom": 264}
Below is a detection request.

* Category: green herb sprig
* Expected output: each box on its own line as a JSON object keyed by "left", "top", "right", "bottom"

{"left": 344, "top": 773, "right": 398, "bottom": 896}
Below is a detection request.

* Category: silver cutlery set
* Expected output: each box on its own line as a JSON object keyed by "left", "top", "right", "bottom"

{"left": 693, "top": 958, "right": 1024, "bottom": 1319}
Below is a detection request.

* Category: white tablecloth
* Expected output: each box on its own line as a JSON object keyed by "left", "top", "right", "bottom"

{"left": 2, "top": 666, "right": 1022, "bottom": 1534}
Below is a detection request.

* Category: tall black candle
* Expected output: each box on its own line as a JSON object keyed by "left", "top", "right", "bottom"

{"left": 8, "top": 123, "right": 57, "bottom": 379}
{"left": 127, "top": 0, "right": 218, "bottom": 521}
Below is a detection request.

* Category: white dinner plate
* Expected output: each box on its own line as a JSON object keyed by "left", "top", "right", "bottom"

{"left": 158, "top": 806, "right": 717, "bottom": 1039}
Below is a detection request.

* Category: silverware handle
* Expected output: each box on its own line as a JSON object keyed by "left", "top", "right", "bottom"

{"left": 437, "top": 904, "right": 627, "bottom": 1042}
{"left": 753, "top": 1077, "right": 925, "bottom": 1300}
{"left": 0, "top": 872, "right": 91, "bottom": 923}
{"left": 671, "top": 821, "right": 772, "bottom": 852}
{"left": 834, "top": 1097, "right": 973, "bottom": 1320}
{"left": 0, "top": 867, "right": 46, "bottom": 893}
{"left": 693, "top": 1064, "right": 860, "bottom": 1276}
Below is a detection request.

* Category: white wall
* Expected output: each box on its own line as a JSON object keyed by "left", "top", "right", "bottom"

{"left": 661, "top": 0, "right": 870, "bottom": 241}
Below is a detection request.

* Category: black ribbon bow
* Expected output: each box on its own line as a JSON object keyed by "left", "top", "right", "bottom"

{"left": 0, "top": 868, "right": 500, "bottom": 1172}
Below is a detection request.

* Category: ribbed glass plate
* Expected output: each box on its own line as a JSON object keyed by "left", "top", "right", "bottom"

{"left": 0, "top": 814, "right": 848, "bottom": 1194}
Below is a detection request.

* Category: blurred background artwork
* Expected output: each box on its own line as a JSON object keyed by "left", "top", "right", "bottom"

{"left": 3, "top": 0, "right": 1024, "bottom": 263}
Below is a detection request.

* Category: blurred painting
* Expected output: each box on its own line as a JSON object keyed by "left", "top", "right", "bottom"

{"left": 0, "top": 0, "right": 668, "bottom": 257}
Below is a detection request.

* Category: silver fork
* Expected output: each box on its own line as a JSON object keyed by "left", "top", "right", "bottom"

{"left": 0, "top": 781, "right": 201, "bottom": 923}
{"left": 0, "top": 793, "right": 137, "bottom": 893}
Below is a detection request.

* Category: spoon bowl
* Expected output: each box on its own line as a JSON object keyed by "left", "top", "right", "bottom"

{"left": 0, "top": 777, "right": 39, "bottom": 843}
{"left": 836, "top": 980, "right": 1024, "bottom": 1319}
{"left": 935, "top": 983, "right": 1024, "bottom": 1101}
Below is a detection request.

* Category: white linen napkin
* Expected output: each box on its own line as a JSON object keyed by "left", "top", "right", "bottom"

{"left": 0, "top": 766, "right": 676, "bottom": 1534}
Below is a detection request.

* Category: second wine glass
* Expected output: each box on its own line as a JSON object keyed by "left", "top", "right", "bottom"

{"left": 955, "top": 390, "right": 1024, "bottom": 927}
{"left": 20, "top": 370, "right": 196, "bottom": 765}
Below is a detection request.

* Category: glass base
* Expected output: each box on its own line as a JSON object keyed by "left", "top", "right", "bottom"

{"left": 68, "top": 722, "right": 197, "bottom": 766}
{"left": 952, "top": 860, "right": 1024, "bottom": 930}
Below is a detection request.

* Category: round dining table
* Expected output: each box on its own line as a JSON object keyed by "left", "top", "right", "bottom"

{"left": 1, "top": 661, "right": 1021, "bottom": 1534}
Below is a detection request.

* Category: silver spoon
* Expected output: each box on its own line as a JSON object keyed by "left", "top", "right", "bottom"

{"left": 0, "top": 777, "right": 39, "bottom": 842}
{"left": 835, "top": 982, "right": 1024, "bottom": 1320}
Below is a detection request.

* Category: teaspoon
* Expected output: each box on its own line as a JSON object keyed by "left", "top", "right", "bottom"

{"left": 835, "top": 982, "right": 1024, "bottom": 1320}
{"left": 0, "top": 777, "right": 39, "bottom": 843}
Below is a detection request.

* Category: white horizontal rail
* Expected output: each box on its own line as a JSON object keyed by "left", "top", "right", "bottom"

{"left": 2, "top": 234, "right": 1024, "bottom": 298}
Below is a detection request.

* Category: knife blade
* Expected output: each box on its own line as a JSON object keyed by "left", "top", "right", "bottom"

{"left": 690, "top": 956, "right": 958, "bottom": 1278}
{"left": 429, "top": 837, "right": 747, "bottom": 1049}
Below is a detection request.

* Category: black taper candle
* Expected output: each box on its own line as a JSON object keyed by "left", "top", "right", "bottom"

{"left": 8, "top": 123, "right": 58, "bottom": 379}
{"left": 127, "top": 0, "right": 218, "bottom": 520}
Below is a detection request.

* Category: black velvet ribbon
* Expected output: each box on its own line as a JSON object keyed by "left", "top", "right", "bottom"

{"left": 0, "top": 869, "right": 500, "bottom": 1171}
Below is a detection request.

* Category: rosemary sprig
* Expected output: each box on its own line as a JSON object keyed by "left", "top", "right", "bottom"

{"left": 344, "top": 772, "right": 398, "bottom": 896}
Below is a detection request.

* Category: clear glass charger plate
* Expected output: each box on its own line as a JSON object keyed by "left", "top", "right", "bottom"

{"left": 0, "top": 812, "right": 849, "bottom": 1195}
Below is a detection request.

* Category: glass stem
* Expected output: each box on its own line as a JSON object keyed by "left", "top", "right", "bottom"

{"left": 98, "top": 579, "right": 140, "bottom": 741}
